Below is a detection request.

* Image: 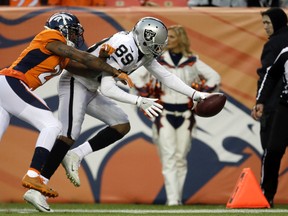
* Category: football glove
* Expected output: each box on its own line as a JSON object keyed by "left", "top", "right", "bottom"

{"left": 115, "top": 71, "right": 134, "bottom": 88}
{"left": 99, "top": 44, "right": 115, "bottom": 58}
{"left": 191, "top": 91, "right": 210, "bottom": 110}
{"left": 136, "top": 96, "right": 163, "bottom": 118}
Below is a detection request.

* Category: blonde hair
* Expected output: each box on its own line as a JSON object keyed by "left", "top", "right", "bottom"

{"left": 166, "top": 25, "right": 192, "bottom": 57}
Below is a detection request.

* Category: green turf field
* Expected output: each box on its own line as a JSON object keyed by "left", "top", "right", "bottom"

{"left": 1, "top": 203, "right": 288, "bottom": 215}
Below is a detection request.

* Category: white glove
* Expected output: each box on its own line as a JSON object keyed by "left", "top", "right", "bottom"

{"left": 191, "top": 91, "right": 210, "bottom": 110}
{"left": 136, "top": 96, "right": 163, "bottom": 118}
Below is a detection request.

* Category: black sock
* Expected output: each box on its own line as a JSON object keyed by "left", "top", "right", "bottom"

{"left": 41, "top": 138, "right": 71, "bottom": 179}
{"left": 30, "top": 147, "right": 50, "bottom": 172}
{"left": 89, "top": 127, "right": 124, "bottom": 151}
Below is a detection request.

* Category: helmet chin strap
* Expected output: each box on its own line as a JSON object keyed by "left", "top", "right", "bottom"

{"left": 138, "top": 41, "right": 151, "bottom": 55}
{"left": 138, "top": 44, "right": 146, "bottom": 54}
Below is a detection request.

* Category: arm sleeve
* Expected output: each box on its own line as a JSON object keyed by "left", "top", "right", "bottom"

{"left": 40, "top": 30, "right": 67, "bottom": 55}
{"left": 256, "top": 49, "right": 287, "bottom": 103}
{"left": 256, "top": 42, "right": 274, "bottom": 92}
{"left": 100, "top": 72, "right": 138, "bottom": 105}
{"left": 145, "top": 59, "right": 196, "bottom": 98}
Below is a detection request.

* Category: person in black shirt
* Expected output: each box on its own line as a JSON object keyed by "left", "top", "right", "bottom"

{"left": 251, "top": 7, "right": 288, "bottom": 208}
{"left": 253, "top": 8, "right": 288, "bottom": 150}
{"left": 247, "top": 0, "right": 280, "bottom": 7}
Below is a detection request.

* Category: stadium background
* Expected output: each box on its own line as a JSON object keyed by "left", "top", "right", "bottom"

{"left": 0, "top": 6, "right": 288, "bottom": 205}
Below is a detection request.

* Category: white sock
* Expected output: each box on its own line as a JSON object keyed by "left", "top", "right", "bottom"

{"left": 72, "top": 141, "right": 93, "bottom": 160}
{"left": 40, "top": 175, "right": 49, "bottom": 185}
{"left": 27, "top": 170, "right": 39, "bottom": 178}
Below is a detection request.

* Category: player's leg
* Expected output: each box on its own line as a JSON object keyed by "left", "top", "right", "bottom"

{"left": 0, "top": 76, "right": 61, "bottom": 198}
{"left": 259, "top": 111, "right": 274, "bottom": 150}
{"left": 0, "top": 106, "right": 11, "bottom": 141}
{"left": 40, "top": 73, "right": 90, "bottom": 184}
{"left": 0, "top": 77, "right": 11, "bottom": 140}
{"left": 17, "top": 96, "right": 61, "bottom": 198}
{"left": 261, "top": 104, "right": 288, "bottom": 207}
{"left": 63, "top": 91, "right": 130, "bottom": 186}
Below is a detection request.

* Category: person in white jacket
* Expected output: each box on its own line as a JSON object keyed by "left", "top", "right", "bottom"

{"left": 132, "top": 25, "right": 221, "bottom": 206}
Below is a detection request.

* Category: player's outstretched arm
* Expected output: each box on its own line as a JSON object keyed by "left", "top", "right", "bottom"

{"left": 46, "top": 41, "right": 134, "bottom": 87}
{"left": 100, "top": 75, "right": 162, "bottom": 117}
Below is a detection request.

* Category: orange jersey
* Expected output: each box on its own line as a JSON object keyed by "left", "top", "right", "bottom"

{"left": 0, "top": 29, "right": 70, "bottom": 90}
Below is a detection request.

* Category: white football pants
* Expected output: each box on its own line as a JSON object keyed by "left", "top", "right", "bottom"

{"left": 58, "top": 71, "right": 129, "bottom": 140}
{"left": 0, "top": 75, "right": 61, "bottom": 151}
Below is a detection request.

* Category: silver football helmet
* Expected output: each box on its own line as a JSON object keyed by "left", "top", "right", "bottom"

{"left": 132, "top": 17, "right": 168, "bottom": 56}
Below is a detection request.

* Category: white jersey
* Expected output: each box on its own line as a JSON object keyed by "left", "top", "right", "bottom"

{"left": 73, "top": 31, "right": 197, "bottom": 105}
{"left": 73, "top": 31, "right": 154, "bottom": 92}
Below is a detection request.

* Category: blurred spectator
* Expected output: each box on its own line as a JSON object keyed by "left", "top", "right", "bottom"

{"left": 48, "top": 0, "right": 105, "bottom": 6}
{"left": 187, "top": 0, "right": 215, "bottom": 6}
{"left": 214, "top": 0, "right": 246, "bottom": 6}
{"left": 9, "top": 0, "right": 41, "bottom": 6}
{"left": 0, "top": 0, "right": 9, "bottom": 5}
{"left": 281, "top": 0, "right": 288, "bottom": 7}
{"left": 247, "top": 0, "right": 280, "bottom": 7}
{"left": 188, "top": 0, "right": 246, "bottom": 7}
{"left": 41, "top": 0, "right": 48, "bottom": 5}
{"left": 139, "top": 0, "right": 159, "bottom": 6}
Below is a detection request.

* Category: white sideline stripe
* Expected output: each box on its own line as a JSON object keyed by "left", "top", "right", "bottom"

{"left": 1, "top": 209, "right": 288, "bottom": 214}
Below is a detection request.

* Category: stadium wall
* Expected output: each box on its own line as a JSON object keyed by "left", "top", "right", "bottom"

{"left": 0, "top": 6, "right": 287, "bottom": 205}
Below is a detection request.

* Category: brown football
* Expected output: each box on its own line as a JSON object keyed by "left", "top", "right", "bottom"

{"left": 194, "top": 93, "right": 226, "bottom": 117}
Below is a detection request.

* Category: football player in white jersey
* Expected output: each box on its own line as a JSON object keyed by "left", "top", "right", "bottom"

{"left": 25, "top": 17, "right": 209, "bottom": 211}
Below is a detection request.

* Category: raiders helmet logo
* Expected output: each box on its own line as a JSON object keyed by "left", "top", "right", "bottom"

{"left": 144, "top": 29, "right": 156, "bottom": 41}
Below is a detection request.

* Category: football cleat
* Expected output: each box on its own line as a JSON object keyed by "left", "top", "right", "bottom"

{"left": 22, "top": 174, "right": 58, "bottom": 198}
{"left": 24, "top": 189, "right": 54, "bottom": 213}
{"left": 62, "top": 151, "right": 81, "bottom": 187}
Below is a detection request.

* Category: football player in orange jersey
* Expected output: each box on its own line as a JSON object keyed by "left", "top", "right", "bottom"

{"left": 25, "top": 16, "right": 211, "bottom": 212}
{"left": 0, "top": 12, "right": 132, "bottom": 212}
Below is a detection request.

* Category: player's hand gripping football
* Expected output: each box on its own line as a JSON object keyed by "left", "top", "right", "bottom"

{"left": 191, "top": 91, "right": 210, "bottom": 110}
{"left": 99, "top": 44, "right": 115, "bottom": 59}
{"left": 136, "top": 96, "right": 163, "bottom": 118}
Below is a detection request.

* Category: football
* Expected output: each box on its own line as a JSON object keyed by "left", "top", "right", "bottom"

{"left": 194, "top": 93, "right": 226, "bottom": 117}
